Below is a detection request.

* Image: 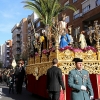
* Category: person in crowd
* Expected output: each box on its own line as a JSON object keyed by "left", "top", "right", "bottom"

{"left": 8, "top": 70, "right": 15, "bottom": 94}
{"left": 46, "top": 58, "right": 65, "bottom": 100}
{"left": 79, "top": 31, "right": 87, "bottom": 49}
{"left": 68, "top": 58, "right": 94, "bottom": 100}
{"left": 15, "top": 61, "right": 25, "bottom": 94}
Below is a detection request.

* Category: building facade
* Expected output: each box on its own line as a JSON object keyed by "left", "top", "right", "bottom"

{"left": 59, "top": 0, "right": 100, "bottom": 41}
{"left": 11, "top": 18, "right": 28, "bottom": 61}
{"left": 1, "top": 44, "right": 6, "bottom": 67}
{"left": 5, "top": 40, "right": 12, "bottom": 67}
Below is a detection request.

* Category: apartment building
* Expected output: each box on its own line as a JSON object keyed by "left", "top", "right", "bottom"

{"left": 11, "top": 18, "right": 28, "bottom": 61}
{"left": 1, "top": 44, "right": 6, "bottom": 67}
{"left": 4, "top": 40, "right": 12, "bottom": 67}
{"left": 11, "top": 23, "right": 21, "bottom": 60}
{"left": 59, "top": 0, "right": 100, "bottom": 41}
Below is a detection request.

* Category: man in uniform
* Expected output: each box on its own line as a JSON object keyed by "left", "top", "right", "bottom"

{"left": 68, "top": 58, "right": 94, "bottom": 100}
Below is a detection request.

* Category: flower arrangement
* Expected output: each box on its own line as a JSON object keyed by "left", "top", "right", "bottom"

{"left": 59, "top": 46, "right": 73, "bottom": 52}
{"left": 42, "top": 49, "right": 50, "bottom": 55}
{"left": 73, "top": 48, "right": 83, "bottom": 52}
{"left": 59, "top": 46, "right": 97, "bottom": 52}
{"left": 49, "top": 47, "right": 56, "bottom": 52}
{"left": 82, "top": 46, "right": 97, "bottom": 52}
{"left": 35, "top": 52, "right": 39, "bottom": 56}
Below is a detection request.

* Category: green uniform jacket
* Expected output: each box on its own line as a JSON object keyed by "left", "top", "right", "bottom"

{"left": 68, "top": 68, "right": 94, "bottom": 100}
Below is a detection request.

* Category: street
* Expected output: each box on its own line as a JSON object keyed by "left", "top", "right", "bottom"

{"left": 0, "top": 83, "right": 47, "bottom": 100}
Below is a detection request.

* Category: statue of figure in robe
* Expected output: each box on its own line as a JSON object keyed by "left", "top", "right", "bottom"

{"left": 79, "top": 31, "right": 87, "bottom": 49}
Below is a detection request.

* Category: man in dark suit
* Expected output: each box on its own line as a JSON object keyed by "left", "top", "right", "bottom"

{"left": 47, "top": 58, "right": 65, "bottom": 100}
{"left": 15, "top": 62, "right": 25, "bottom": 94}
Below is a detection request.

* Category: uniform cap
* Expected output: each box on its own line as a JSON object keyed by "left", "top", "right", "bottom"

{"left": 72, "top": 58, "right": 83, "bottom": 63}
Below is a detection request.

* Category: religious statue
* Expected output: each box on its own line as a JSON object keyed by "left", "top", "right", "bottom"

{"left": 79, "top": 31, "right": 87, "bottom": 49}
{"left": 88, "top": 21, "right": 100, "bottom": 47}
{"left": 58, "top": 14, "right": 71, "bottom": 48}
{"left": 59, "top": 29, "right": 70, "bottom": 48}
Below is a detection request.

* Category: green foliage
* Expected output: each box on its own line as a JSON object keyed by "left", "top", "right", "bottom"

{"left": 22, "top": 0, "right": 76, "bottom": 26}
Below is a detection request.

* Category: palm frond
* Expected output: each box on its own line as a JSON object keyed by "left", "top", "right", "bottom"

{"left": 22, "top": 0, "right": 76, "bottom": 26}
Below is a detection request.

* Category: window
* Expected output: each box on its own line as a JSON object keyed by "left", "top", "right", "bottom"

{"left": 36, "top": 21, "right": 40, "bottom": 28}
{"left": 82, "top": 5, "right": 90, "bottom": 14}
{"left": 82, "top": 0, "right": 91, "bottom": 14}
{"left": 96, "top": 0, "right": 100, "bottom": 6}
{"left": 73, "top": 10, "right": 80, "bottom": 19}
{"left": 73, "top": 0, "right": 77, "bottom": 3}
{"left": 64, "top": 1, "right": 69, "bottom": 6}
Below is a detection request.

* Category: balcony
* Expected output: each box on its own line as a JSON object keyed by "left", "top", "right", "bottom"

{"left": 16, "top": 38, "right": 20, "bottom": 41}
{"left": 28, "top": 23, "right": 31, "bottom": 28}
{"left": 6, "top": 45, "right": 10, "bottom": 47}
{"left": 16, "top": 45, "right": 21, "bottom": 49}
{"left": 28, "top": 15, "right": 31, "bottom": 20}
{"left": 81, "top": 0, "right": 99, "bottom": 14}
{"left": 7, "top": 50, "right": 10, "bottom": 52}
{"left": 6, "top": 60, "right": 9, "bottom": 62}
{"left": 96, "top": 0, "right": 100, "bottom": 7}
{"left": 6, "top": 55, "right": 10, "bottom": 57}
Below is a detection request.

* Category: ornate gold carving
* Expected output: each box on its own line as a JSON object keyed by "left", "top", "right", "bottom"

{"left": 97, "top": 51, "right": 100, "bottom": 60}
{"left": 58, "top": 61, "right": 100, "bottom": 74}
{"left": 74, "top": 51, "right": 84, "bottom": 59}
{"left": 49, "top": 52, "right": 56, "bottom": 61}
{"left": 27, "top": 49, "right": 100, "bottom": 80}
{"left": 58, "top": 49, "right": 74, "bottom": 61}
{"left": 41, "top": 54, "right": 48, "bottom": 62}
{"left": 26, "top": 62, "right": 52, "bottom": 80}
{"left": 35, "top": 56, "right": 40, "bottom": 63}
{"left": 29, "top": 58, "right": 35, "bottom": 64}
{"left": 83, "top": 50, "right": 97, "bottom": 60}
{"left": 50, "top": 52, "right": 56, "bottom": 56}
{"left": 41, "top": 57, "right": 48, "bottom": 62}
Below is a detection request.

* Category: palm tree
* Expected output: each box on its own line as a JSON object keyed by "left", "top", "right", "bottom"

{"left": 22, "top": 0, "right": 76, "bottom": 27}
{"left": 22, "top": 0, "right": 76, "bottom": 50}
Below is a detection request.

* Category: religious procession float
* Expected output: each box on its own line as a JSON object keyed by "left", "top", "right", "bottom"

{"left": 21, "top": 1, "right": 100, "bottom": 99}
{"left": 25, "top": 18, "right": 100, "bottom": 100}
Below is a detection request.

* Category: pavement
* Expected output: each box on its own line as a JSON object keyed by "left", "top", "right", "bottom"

{"left": 0, "top": 83, "right": 48, "bottom": 100}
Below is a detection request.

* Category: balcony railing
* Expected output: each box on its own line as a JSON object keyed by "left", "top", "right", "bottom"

{"left": 28, "top": 23, "right": 31, "bottom": 28}
{"left": 7, "top": 50, "right": 10, "bottom": 52}
{"left": 82, "top": 4, "right": 90, "bottom": 14}
{"left": 16, "top": 38, "right": 20, "bottom": 41}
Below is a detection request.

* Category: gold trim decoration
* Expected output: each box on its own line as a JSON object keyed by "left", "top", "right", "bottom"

{"left": 41, "top": 54, "right": 48, "bottom": 62}
{"left": 35, "top": 56, "right": 40, "bottom": 63}
{"left": 26, "top": 49, "right": 100, "bottom": 80}
{"left": 26, "top": 62, "right": 52, "bottom": 80}
{"left": 58, "top": 49, "right": 74, "bottom": 61}
{"left": 83, "top": 50, "right": 97, "bottom": 60}
{"left": 49, "top": 52, "right": 56, "bottom": 61}
{"left": 74, "top": 51, "right": 84, "bottom": 59}
{"left": 58, "top": 61, "right": 100, "bottom": 74}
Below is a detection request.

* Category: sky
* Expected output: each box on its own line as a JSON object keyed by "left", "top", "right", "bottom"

{"left": 0, "top": 0, "right": 33, "bottom": 45}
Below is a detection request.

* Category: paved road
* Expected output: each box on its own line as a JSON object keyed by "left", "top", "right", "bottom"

{"left": 0, "top": 83, "right": 48, "bottom": 100}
